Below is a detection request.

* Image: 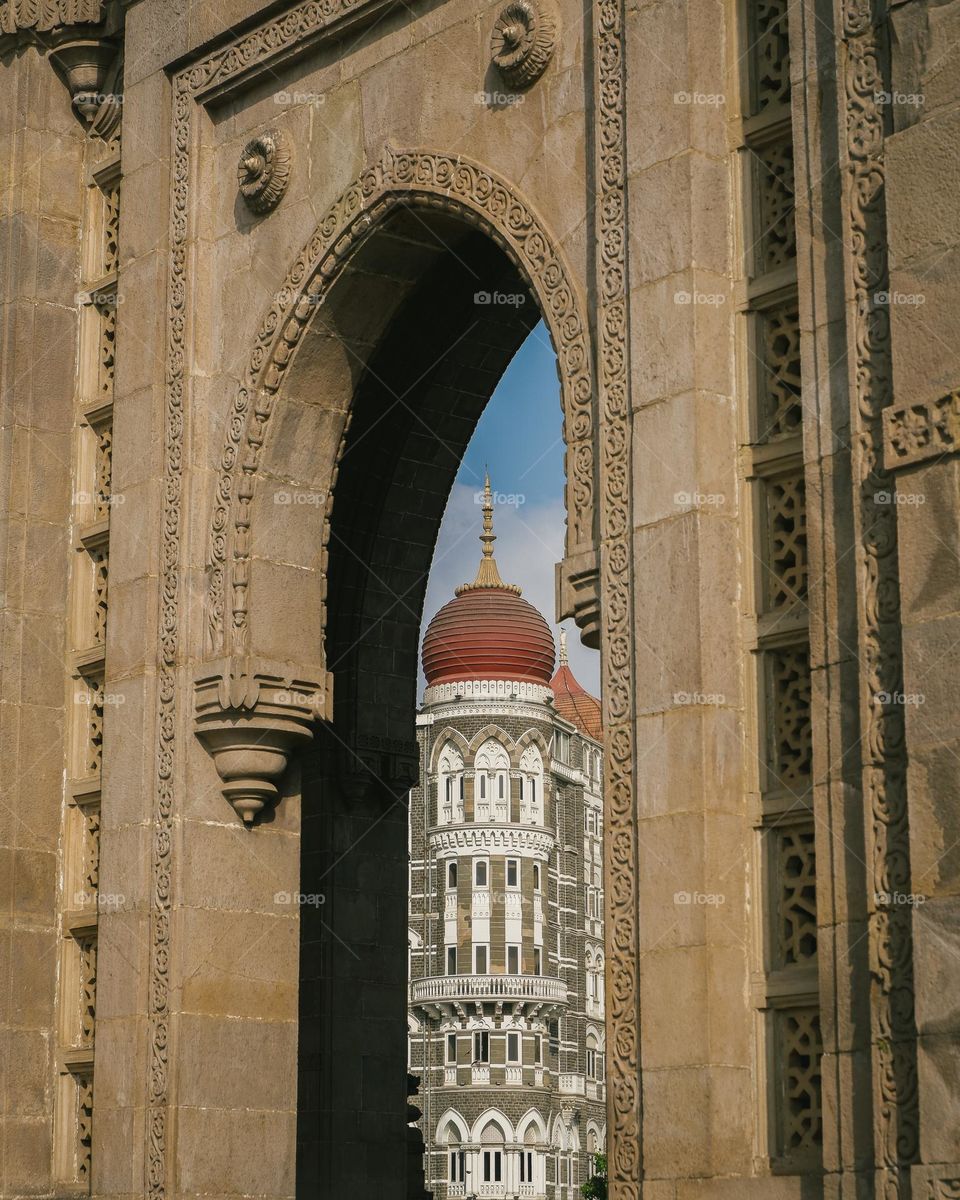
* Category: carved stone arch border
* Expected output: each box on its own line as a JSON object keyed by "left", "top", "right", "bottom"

{"left": 466, "top": 724, "right": 517, "bottom": 758}
{"left": 203, "top": 144, "right": 597, "bottom": 658}
{"left": 511, "top": 727, "right": 549, "bottom": 767}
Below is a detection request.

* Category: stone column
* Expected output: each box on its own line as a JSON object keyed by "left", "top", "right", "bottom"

{"left": 619, "top": 0, "right": 745, "bottom": 1187}
{"left": 0, "top": 37, "right": 86, "bottom": 1199}
{"left": 882, "top": 12, "right": 960, "bottom": 1179}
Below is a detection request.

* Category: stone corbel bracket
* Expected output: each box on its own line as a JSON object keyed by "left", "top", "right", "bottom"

{"left": 194, "top": 659, "right": 332, "bottom": 825}
{"left": 556, "top": 547, "right": 600, "bottom": 650}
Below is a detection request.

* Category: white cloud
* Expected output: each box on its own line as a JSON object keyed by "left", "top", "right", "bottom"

{"left": 419, "top": 482, "right": 601, "bottom": 697}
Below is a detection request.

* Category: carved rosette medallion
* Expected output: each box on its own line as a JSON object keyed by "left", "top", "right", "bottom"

{"left": 490, "top": 0, "right": 557, "bottom": 89}
{"left": 237, "top": 130, "right": 291, "bottom": 214}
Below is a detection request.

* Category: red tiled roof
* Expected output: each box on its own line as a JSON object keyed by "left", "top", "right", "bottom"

{"left": 550, "top": 662, "right": 603, "bottom": 740}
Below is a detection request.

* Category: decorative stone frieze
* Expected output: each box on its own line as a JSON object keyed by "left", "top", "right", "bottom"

{"left": 429, "top": 826, "right": 556, "bottom": 856}
{"left": 194, "top": 659, "right": 329, "bottom": 824}
{"left": 883, "top": 390, "right": 960, "bottom": 469}
{"left": 423, "top": 679, "right": 554, "bottom": 706}
{"left": 237, "top": 130, "right": 291, "bottom": 214}
{"left": 0, "top": 0, "right": 103, "bottom": 32}
{"left": 490, "top": 0, "right": 557, "bottom": 89}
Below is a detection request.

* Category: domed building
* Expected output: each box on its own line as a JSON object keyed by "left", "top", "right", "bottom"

{"left": 408, "top": 478, "right": 606, "bottom": 1200}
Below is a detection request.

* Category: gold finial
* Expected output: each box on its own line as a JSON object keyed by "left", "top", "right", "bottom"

{"left": 456, "top": 472, "right": 521, "bottom": 595}
{"left": 559, "top": 627, "right": 569, "bottom": 666}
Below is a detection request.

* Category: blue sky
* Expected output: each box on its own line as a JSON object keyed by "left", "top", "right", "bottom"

{"left": 418, "top": 321, "right": 602, "bottom": 697}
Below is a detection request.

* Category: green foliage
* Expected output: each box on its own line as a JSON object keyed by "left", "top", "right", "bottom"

{"left": 581, "top": 1153, "right": 607, "bottom": 1200}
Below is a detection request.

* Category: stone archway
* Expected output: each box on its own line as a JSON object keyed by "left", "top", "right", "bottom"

{"left": 201, "top": 145, "right": 597, "bottom": 666}
{"left": 190, "top": 144, "right": 614, "bottom": 1196}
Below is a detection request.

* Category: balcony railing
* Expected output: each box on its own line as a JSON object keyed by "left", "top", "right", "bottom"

{"left": 410, "top": 973, "right": 567, "bottom": 1005}
{"left": 558, "top": 1072, "right": 586, "bottom": 1095}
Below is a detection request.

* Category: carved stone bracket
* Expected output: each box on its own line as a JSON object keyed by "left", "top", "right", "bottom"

{"left": 883, "top": 389, "right": 960, "bottom": 469}
{"left": 194, "top": 659, "right": 331, "bottom": 824}
{"left": 1, "top": 0, "right": 123, "bottom": 135}
{"left": 555, "top": 548, "right": 600, "bottom": 650}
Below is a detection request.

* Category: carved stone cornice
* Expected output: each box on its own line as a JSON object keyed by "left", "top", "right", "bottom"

{"left": 883, "top": 389, "right": 960, "bottom": 469}
{"left": 194, "top": 659, "right": 330, "bottom": 824}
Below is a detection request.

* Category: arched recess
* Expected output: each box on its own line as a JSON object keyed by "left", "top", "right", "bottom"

{"left": 472, "top": 1109, "right": 515, "bottom": 1144}
{"left": 201, "top": 148, "right": 597, "bottom": 1198}
{"left": 202, "top": 145, "right": 597, "bottom": 678}
{"left": 436, "top": 1110, "right": 470, "bottom": 1145}
{"left": 516, "top": 1108, "right": 548, "bottom": 1145}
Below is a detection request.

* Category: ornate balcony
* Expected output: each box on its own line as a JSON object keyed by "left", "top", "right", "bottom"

{"left": 410, "top": 973, "right": 567, "bottom": 1019}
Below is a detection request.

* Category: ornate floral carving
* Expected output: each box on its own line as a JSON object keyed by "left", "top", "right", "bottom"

{"left": 237, "top": 130, "right": 291, "bottom": 214}
{"left": 930, "top": 1181, "right": 960, "bottom": 1199}
{"left": 840, "top": 0, "right": 920, "bottom": 1185}
{"left": 147, "top": 65, "right": 192, "bottom": 1200}
{"left": 0, "top": 0, "right": 102, "bottom": 33}
{"left": 204, "top": 145, "right": 595, "bottom": 656}
{"left": 490, "top": 0, "right": 557, "bottom": 89}
{"left": 883, "top": 390, "right": 960, "bottom": 468}
{"left": 593, "top": 0, "right": 640, "bottom": 1190}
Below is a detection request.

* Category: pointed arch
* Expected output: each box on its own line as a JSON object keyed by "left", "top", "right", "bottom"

{"left": 203, "top": 146, "right": 596, "bottom": 661}
{"left": 428, "top": 727, "right": 471, "bottom": 772}
{"left": 516, "top": 1108, "right": 548, "bottom": 1144}
{"left": 585, "top": 1119, "right": 603, "bottom": 1155}
{"left": 436, "top": 1109, "right": 470, "bottom": 1144}
{"left": 472, "top": 1108, "right": 514, "bottom": 1144}
{"left": 467, "top": 725, "right": 515, "bottom": 757}
{"left": 474, "top": 738, "right": 511, "bottom": 771}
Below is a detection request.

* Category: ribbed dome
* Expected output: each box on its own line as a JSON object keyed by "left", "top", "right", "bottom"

{"left": 423, "top": 587, "right": 556, "bottom": 685}
{"left": 422, "top": 473, "right": 555, "bottom": 687}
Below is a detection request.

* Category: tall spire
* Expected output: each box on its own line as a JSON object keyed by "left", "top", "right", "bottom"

{"left": 558, "top": 627, "right": 569, "bottom": 666}
{"left": 455, "top": 472, "right": 521, "bottom": 595}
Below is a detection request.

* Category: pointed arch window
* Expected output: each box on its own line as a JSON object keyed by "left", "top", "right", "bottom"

{"left": 519, "top": 744, "right": 544, "bottom": 824}
{"left": 437, "top": 743, "right": 464, "bottom": 825}
{"left": 473, "top": 738, "right": 509, "bottom": 822}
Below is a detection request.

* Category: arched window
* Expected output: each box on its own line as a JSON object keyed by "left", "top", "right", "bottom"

{"left": 586, "top": 1025, "right": 605, "bottom": 1080}
{"left": 586, "top": 1031, "right": 599, "bottom": 1079}
{"left": 437, "top": 743, "right": 464, "bottom": 825}
{"left": 519, "top": 744, "right": 544, "bottom": 824}
{"left": 474, "top": 739, "right": 509, "bottom": 822}
{"left": 440, "top": 1118, "right": 467, "bottom": 1187}
{"left": 479, "top": 1120, "right": 504, "bottom": 1185}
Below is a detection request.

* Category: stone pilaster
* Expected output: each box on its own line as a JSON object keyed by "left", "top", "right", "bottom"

{"left": 882, "top": 15, "right": 960, "bottom": 1177}
{"left": 0, "top": 41, "right": 90, "bottom": 1199}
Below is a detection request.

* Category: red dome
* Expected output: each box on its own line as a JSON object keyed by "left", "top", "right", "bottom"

{"left": 550, "top": 663, "right": 603, "bottom": 740}
{"left": 422, "top": 586, "right": 556, "bottom": 686}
